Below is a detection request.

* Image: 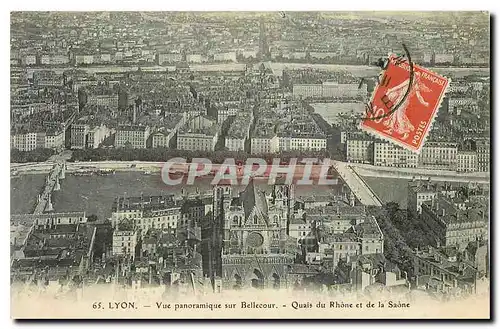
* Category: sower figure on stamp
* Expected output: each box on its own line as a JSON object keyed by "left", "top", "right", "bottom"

{"left": 383, "top": 72, "right": 432, "bottom": 140}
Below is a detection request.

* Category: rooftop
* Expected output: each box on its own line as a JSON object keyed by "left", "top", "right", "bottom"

{"left": 112, "top": 194, "right": 179, "bottom": 212}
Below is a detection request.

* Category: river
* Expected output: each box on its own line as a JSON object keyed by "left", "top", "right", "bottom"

{"left": 310, "top": 102, "right": 365, "bottom": 125}
{"left": 25, "top": 62, "right": 489, "bottom": 79}
{"left": 10, "top": 172, "right": 339, "bottom": 221}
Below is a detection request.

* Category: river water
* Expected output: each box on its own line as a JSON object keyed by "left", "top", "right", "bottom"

{"left": 310, "top": 102, "right": 366, "bottom": 125}
{"left": 26, "top": 62, "right": 489, "bottom": 78}
{"left": 10, "top": 172, "right": 340, "bottom": 221}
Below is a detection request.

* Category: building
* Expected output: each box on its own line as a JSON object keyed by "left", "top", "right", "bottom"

{"left": 140, "top": 230, "right": 160, "bottom": 258}
{"left": 413, "top": 246, "right": 482, "bottom": 295}
{"left": 457, "top": 151, "right": 478, "bottom": 172}
{"left": 216, "top": 107, "right": 239, "bottom": 124}
{"left": 240, "top": 49, "right": 258, "bottom": 59}
{"left": 110, "top": 193, "right": 212, "bottom": 240}
{"left": 214, "top": 52, "right": 237, "bottom": 62}
{"left": 70, "top": 123, "right": 90, "bottom": 149}
{"left": 289, "top": 218, "right": 313, "bottom": 242}
{"left": 43, "top": 129, "right": 65, "bottom": 150}
{"left": 296, "top": 195, "right": 334, "bottom": 210}
{"left": 179, "top": 194, "right": 213, "bottom": 230}
{"left": 225, "top": 111, "right": 252, "bottom": 152}
{"left": 292, "top": 83, "right": 365, "bottom": 100}
{"left": 22, "top": 54, "right": 37, "bottom": 66}
{"left": 322, "top": 82, "right": 366, "bottom": 99}
{"left": 419, "top": 142, "right": 458, "bottom": 171}
{"left": 10, "top": 132, "right": 36, "bottom": 152}
{"left": 112, "top": 230, "right": 139, "bottom": 260}
{"left": 110, "top": 195, "right": 182, "bottom": 235}
{"left": 290, "top": 52, "right": 307, "bottom": 60}
{"left": 86, "top": 124, "right": 112, "bottom": 149}
{"left": 280, "top": 135, "right": 327, "bottom": 152}
{"left": 309, "top": 205, "right": 367, "bottom": 234}
{"left": 225, "top": 136, "right": 246, "bottom": 152}
{"left": 32, "top": 70, "right": 65, "bottom": 87}
{"left": 346, "top": 138, "right": 374, "bottom": 163}
{"left": 476, "top": 139, "right": 490, "bottom": 172}
{"left": 186, "top": 54, "right": 205, "bottom": 63}
{"left": 75, "top": 54, "right": 95, "bottom": 65}
{"left": 449, "top": 98, "right": 477, "bottom": 114}
{"left": 434, "top": 53, "right": 455, "bottom": 64}
{"left": 408, "top": 180, "right": 440, "bottom": 215}
{"left": 11, "top": 212, "right": 87, "bottom": 230}
{"left": 100, "top": 53, "right": 112, "bottom": 63}
{"left": 87, "top": 94, "right": 119, "bottom": 108}
{"left": 315, "top": 213, "right": 384, "bottom": 269}
{"left": 158, "top": 53, "right": 183, "bottom": 65}
{"left": 11, "top": 128, "right": 65, "bottom": 151}
{"left": 115, "top": 125, "right": 151, "bottom": 149}
{"left": 292, "top": 84, "right": 323, "bottom": 99}
{"left": 209, "top": 182, "right": 296, "bottom": 289}
{"left": 251, "top": 134, "right": 279, "bottom": 154}
{"left": 151, "top": 113, "right": 189, "bottom": 148}
{"left": 420, "top": 195, "right": 488, "bottom": 248}
{"left": 40, "top": 53, "right": 69, "bottom": 65}
{"left": 251, "top": 118, "right": 280, "bottom": 154}
{"left": 347, "top": 254, "right": 409, "bottom": 292}
{"left": 11, "top": 212, "right": 95, "bottom": 282}
{"left": 70, "top": 121, "right": 110, "bottom": 149}
{"left": 373, "top": 142, "right": 418, "bottom": 168}
{"left": 177, "top": 115, "right": 219, "bottom": 152}
{"left": 151, "top": 130, "right": 175, "bottom": 148}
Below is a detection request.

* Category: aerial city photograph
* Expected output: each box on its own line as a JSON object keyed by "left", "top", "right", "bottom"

{"left": 9, "top": 11, "right": 490, "bottom": 319}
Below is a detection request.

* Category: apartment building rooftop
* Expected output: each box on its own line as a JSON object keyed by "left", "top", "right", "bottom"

{"left": 421, "top": 195, "right": 488, "bottom": 225}
{"left": 117, "top": 124, "right": 150, "bottom": 132}
{"left": 112, "top": 194, "right": 182, "bottom": 213}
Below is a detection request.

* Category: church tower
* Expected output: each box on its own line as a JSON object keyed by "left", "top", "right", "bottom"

{"left": 218, "top": 180, "right": 295, "bottom": 290}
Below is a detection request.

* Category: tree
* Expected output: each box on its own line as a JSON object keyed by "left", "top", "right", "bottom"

{"left": 77, "top": 88, "right": 88, "bottom": 111}
{"left": 87, "top": 214, "right": 98, "bottom": 222}
{"left": 117, "top": 219, "right": 134, "bottom": 231}
{"left": 384, "top": 202, "right": 400, "bottom": 217}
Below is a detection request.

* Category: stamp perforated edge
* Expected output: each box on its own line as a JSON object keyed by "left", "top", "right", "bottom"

{"left": 359, "top": 53, "right": 451, "bottom": 155}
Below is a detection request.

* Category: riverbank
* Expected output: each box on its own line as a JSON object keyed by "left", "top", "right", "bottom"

{"left": 351, "top": 163, "right": 490, "bottom": 184}
{"left": 11, "top": 160, "right": 491, "bottom": 184}
{"left": 25, "top": 62, "right": 489, "bottom": 78}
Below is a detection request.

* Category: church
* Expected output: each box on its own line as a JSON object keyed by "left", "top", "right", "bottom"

{"left": 210, "top": 180, "right": 297, "bottom": 289}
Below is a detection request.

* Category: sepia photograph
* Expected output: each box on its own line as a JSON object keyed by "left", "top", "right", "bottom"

{"left": 9, "top": 10, "right": 491, "bottom": 320}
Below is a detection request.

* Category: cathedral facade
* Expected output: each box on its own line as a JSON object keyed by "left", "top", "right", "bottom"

{"left": 212, "top": 180, "right": 297, "bottom": 289}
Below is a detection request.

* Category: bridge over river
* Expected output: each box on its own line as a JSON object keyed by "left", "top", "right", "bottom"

{"left": 32, "top": 161, "right": 66, "bottom": 214}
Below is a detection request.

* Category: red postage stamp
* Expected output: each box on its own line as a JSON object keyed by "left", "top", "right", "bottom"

{"left": 360, "top": 54, "right": 450, "bottom": 153}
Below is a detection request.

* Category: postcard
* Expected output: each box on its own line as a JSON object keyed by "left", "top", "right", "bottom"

{"left": 10, "top": 11, "right": 490, "bottom": 319}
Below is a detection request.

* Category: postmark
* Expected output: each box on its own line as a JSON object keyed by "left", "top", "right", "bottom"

{"left": 360, "top": 53, "right": 450, "bottom": 153}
